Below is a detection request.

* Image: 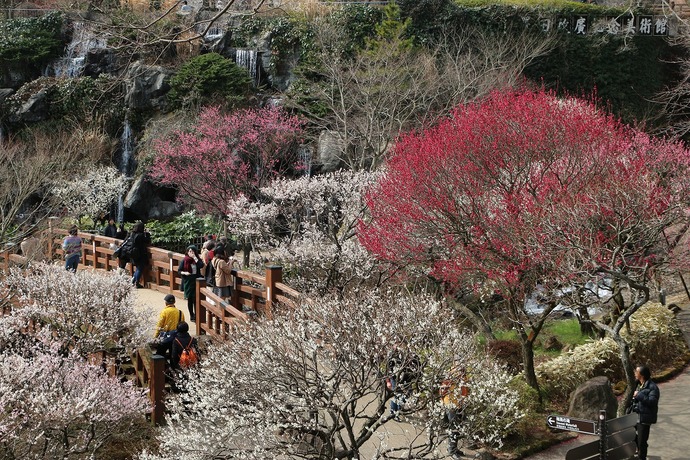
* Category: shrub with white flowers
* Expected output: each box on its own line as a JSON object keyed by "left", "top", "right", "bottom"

{"left": 52, "top": 165, "right": 128, "bottom": 227}
{"left": 0, "top": 262, "right": 151, "bottom": 359}
{"left": 227, "top": 171, "right": 385, "bottom": 295}
{"left": 141, "top": 290, "right": 522, "bottom": 459}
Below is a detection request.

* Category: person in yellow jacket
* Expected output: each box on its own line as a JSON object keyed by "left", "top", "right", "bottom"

{"left": 440, "top": 367, "right": 469, "bottom": 460}
{"left": 154, "top": 294, "right": 185, "bottom": 358}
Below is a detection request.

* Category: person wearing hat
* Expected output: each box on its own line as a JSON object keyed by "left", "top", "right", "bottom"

{"left": 154, "top": 294, "right": 185, "bottom": 357}
{"left": 178, "top": 245, "right": 204, "bottom": 322}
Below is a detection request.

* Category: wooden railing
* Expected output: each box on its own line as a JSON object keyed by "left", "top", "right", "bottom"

{"left": 0, "top": 227, "right": 305, "bottom": 424}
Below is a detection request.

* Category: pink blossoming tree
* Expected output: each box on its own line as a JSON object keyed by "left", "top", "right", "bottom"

{"left": 151, "top": 106, "right": 305, "bottom": 218}
{"left": 359, "top": 88, "right": 690, "bottom": 399}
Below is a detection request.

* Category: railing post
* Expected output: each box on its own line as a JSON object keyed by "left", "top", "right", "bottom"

{"left": 265, "top": 265, "right": 282, "bottom": 318}
{"left": 168, "top": 252, "right": 175, "bottom": 293}
{"left": 599, "top": 409, "right": 607, "bottom": 459}
{"left": 196, "top": 277, "right": 206, "bottom": 336}
{"left": 231, "top": 270, "right": 241, "bottom": 312}
{"left": 90, "top": 234, "right": 97, "bottom": 270}
{"left": 150, "top": 354, "right": 166, "bottom": 426}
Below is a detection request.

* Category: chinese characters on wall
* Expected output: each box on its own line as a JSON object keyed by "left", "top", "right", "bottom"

{"left": 541, "top": 15, "right": 670, "bottom": 36}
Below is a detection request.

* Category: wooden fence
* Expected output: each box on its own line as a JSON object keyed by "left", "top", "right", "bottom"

{"left": 0, "top": 227, "right": 304, "bottom": 425}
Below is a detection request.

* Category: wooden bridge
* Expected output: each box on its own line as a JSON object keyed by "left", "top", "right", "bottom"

{"left": 0, "top": 226, "right": 304, "bottom": 424}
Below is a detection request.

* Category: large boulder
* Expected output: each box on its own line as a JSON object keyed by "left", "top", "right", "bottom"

{"left": 317, "top": 130, "right": 345, "bottom": 173}
{"left": 568, "top": 376, "right": 618, "bottom": 420}
{"left": 13, "top": 88, "right": 49, "bottom": 123}
{"left": 124, "top": 176, "right": 181, "bottom": 221}
{"left": 124, "top": 62, "right": 173, "bottom": 111}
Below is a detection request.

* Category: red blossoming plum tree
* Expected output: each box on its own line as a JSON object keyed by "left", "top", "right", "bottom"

{"left": 359, "top": 88, "right": 690, "bottom": 399}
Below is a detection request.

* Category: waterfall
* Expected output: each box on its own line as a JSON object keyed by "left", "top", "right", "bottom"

{"left": 298, "top": 145, "right": 312, "bottom": 176}
{"left": 120, "top": 118, "right": 134, "bottom": 176}
{"left": 235, "top": 49, "right": 259, "bottom": 86}
{"left": 116, "top": 117, "right": 135, "bottom": 223}
{"left": 48, "top": 22, "right": 107, "bottom": 78}
{"left": 205, "top": 26, "right": 224, "bottom": 41}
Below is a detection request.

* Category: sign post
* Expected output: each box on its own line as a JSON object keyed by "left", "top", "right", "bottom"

{"left": 546, "top": 414, "right": 598, "bottom": 435}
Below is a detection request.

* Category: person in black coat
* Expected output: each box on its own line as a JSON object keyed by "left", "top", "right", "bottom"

{"left": 633, "top": 365, "right": 660, "bottom": 460}
{"left": 116, "top": 221, "right": 151, "bottom": 288}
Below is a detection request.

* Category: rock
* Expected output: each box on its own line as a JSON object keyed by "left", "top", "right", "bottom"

{"left": 124, "top": 176, "right": 181, "bottom": 221}
{"left": 317, "top": 130, "right": 344, "bottom": 172}
{"left": 84, "top": 48, "right": 118, "bottom": 77}
{"left": 568, "top": 376, "right": 617, "bottom": 420}
{"left": 14, "top": 88, "right": 49, "bottom": 122}
{"left": 543, "top": 335, "right": 563, "bottom": 352}
{"left": 124, "top": 62, "right": 173, "bottom": 111}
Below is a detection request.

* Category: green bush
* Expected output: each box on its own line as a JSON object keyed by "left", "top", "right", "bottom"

{"left": 146, "top": 211, "right": 223, "bottom": 252}
{"left": 536, "top": 305, "right": 687, "bottom": 400}
{"left": 167, "top": 53, "right": 251, "bottom": 110}
{"left": 0, "top": 12, "right": 64, "bottom": 66}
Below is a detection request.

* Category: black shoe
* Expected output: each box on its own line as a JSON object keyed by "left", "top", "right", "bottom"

{"left": 135, "top": 284, "right": 144, "bottom": 289}
{"left": 190, "top": 316, "right": 196, "bottom": 322}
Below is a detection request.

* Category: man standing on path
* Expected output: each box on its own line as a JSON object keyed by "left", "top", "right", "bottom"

{"left": 633, "top": 365, "right": 660, "bottom": 460}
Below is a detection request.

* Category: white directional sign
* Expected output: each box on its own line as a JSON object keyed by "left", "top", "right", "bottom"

{"left": 547, "top": 414, "right": 598, "bottom": 435}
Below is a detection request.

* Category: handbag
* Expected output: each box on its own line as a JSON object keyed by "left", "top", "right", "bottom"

{"left": 157, "top": 310, "right": 182, "bottom": 344}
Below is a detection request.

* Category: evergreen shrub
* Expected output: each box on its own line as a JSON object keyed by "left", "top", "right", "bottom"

{"left": 167, "top": 53, "right": 251, "bottom": 110}
{"left": 0, "top": 12, "right": 63, "bottom": 65}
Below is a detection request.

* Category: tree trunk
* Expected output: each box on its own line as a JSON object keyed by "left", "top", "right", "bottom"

{"left": 521, "top": 338, "right": 542, "bottom": 403}
{"left": 446, "top": 298, "right": 495, "bottom": 340}
{"left": 614, "top": 335, "right": 636, "bottom": 416}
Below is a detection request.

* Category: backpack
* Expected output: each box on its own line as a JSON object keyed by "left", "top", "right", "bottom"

{"left": 205, "top": 258, "right": 217, "bottom": 287}
{"left": 115, "top": 234, "right": 135, "bottom": 259}
{"left": 175, "top": 338, "right": 198, "bottom": 369}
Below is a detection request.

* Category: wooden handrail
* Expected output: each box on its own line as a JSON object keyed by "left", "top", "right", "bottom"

{"left": 1, "top": 227, "right": 306, "bottom": 426}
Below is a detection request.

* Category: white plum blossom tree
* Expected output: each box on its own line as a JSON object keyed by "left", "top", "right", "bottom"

{"left": 0, "top": 263, "right": 151, "bottom": 358}
{"left": 140, "top": 291, "right": 522, "bottom": 460}
{"left": 0, "top": 264, "right": 154, "bottom": 459}
{"left": 0, "top": 352, "right": 149, "bottom": 459}
{"left": 227, "top": 171, "right": 387, "bottom": 296}
{"left": 52, "top": 165, "right": 129, "bottom": 228}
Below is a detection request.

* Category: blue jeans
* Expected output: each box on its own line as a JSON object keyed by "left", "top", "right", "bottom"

{"left": 133, "top": 266, "right": 143, "bottom": 285}
{"left": 65, "top": 254, "right": 80, "bottom": 272}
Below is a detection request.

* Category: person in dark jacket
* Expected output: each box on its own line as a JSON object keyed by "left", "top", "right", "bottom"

{"left": 178, "top": 245, "right": 204, "bottom": 321}
{"left": 103, "top": 218, "right": 117, "bottom": 238}
{"left": 633, "top": 365, "right": 660, "bottom": 460}
{"left": 171, "top": 321, "right": 198, "bottom": 370}
{"left": 117, "top": 221, "right": 151, "bottom": 288}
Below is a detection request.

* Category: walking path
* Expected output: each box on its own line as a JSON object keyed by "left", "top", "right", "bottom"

{"left": 526, "top": 305, "right": 690, "bottom": 460}
{"left": 134, "top": 288, "right": 198, "bottom": 337}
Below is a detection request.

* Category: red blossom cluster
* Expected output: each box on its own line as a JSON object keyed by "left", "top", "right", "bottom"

{"left": 360, "top": 88, "right": 690, "bottom": 299}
